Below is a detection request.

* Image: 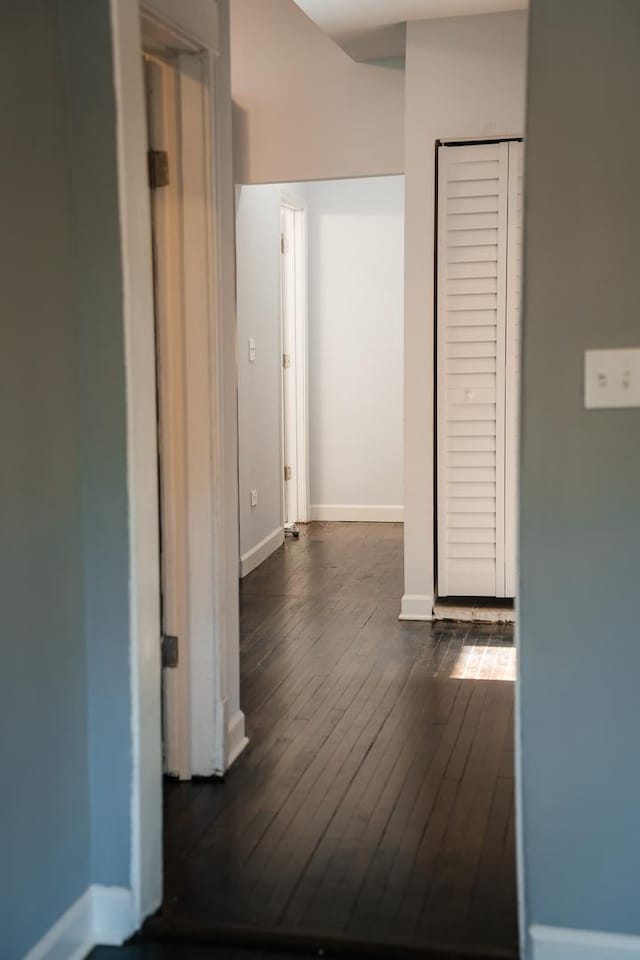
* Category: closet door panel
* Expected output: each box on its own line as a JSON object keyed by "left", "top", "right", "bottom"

{"left": 437, "top": 142, "right": 509, "bottom": 597}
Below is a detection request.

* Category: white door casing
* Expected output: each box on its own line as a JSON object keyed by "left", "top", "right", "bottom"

{"left": 436, "top": 140, "right": 522, "bottom": 599}
{"left": 280, "top": 198, "right": 309, "bottom": 526}
{"left": 145, "top": 54, "right": 191, "bottom": 781}
{"left": 111, "top": 0, "right": 245, "bottom": 927}
{"left": 281, "top": 205, "right": 298, "bottom": 526}
{"left": 505, "top": 141, "right": 523, "bottom": 598}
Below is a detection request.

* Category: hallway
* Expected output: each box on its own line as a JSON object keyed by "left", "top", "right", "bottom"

{"left": 159, "top": 523, "right": 517, "bottom": 956}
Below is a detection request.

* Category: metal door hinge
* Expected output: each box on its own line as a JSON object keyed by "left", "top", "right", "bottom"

{"left": 148, "top": 149, "right": 170, "bottom": 189}
{"left": 284, "top": 465, "right": 292, "bottom": 481}
{"left": 281, "top": 233, "right": 288, "bottom": 255}
{"left": 283, "top": 353, "right": 291, "bottom": 368}
{"left": 162, "top": 634, "right": 179, "bottom": 668}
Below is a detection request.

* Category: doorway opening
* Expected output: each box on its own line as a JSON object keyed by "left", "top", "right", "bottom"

{"left": 236, "top": 175, "right": 405, "bottom": 577}
{"left": 152, "top": 169, "right": 517, "bottom": 958}
{"left": 115, "top": 3, "right": 520, "bottom": 956}
{"left": 142, "top": 26, "right": 248, "bottom": 782}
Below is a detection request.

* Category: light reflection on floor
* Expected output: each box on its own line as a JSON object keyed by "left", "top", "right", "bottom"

{"left": 450, "top": 643, "right": 517, "bottom": 681}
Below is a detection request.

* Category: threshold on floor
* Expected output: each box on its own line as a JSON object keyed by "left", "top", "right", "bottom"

{"left": 433, "top": 597, "right": 515, "bottom": 624}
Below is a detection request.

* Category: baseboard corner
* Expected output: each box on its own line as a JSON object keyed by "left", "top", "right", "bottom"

{"left": 239, "top": 527, "right": 284, "bottom": 578}
{"left": 530, "top": 923, "right": 640, "bottom": 959}
{"left": 91, "top": 884, "right": 136, "bottom": 946}
{"left": 24, "top": 884, "right": 135, "bottom": 960}
{"left": 399, "top": 593, "right": 434, "bottom": 621}
{"left": 227, "top": 708, "right": 249, "bottom": 769}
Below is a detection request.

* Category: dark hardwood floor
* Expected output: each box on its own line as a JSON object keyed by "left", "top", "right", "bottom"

{"left": 92, "top": 947, "right": 323, "bottom": 960}
{"left": 154, "top": 522, "right": 517, "bottom": 959}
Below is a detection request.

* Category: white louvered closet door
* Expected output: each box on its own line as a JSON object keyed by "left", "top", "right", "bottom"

{"left": 437, "top": 141, "right": 521, "bottom": 599}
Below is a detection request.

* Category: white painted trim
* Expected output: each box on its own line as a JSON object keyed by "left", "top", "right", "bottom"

{"left": 110, "top": 0, "right": 163, "bottom": 927}
{"left": 91, "top": 886, "right": 136, "bottom": 946}
{"left": 504, "top": 141, "right": 523, "bottom": 598}
{"left": 310, "top": 504, "right": 404, "bottom": 523}
{"left": 24, "top": 888, "right": 93, "bottom": 960}
{"left": 399, "top": 593, "right": 434, "bottom": 621}
{"left": 280, "top": 197, "right": 309, "bottom": 524}
{"left": 24, "top": 886, "right": 135, "bottom": 960}
{"left": 530, "top": 924, "right": 640, "bottom": 959}
{"left": 240, "top": 526, "right": 285, "bottom": 578}
{"left": 145, "top": 53, "right": 192, "bottom": 784}
{"left": 433, "top": 602, "right": 515, "bottom": 624}
{"left": 227, "top": 708, "right": 249, "bottom": 768}
{"left": 293, "top": 206, "right": 309, "bottom": 523}
{"left": 175, "top": 48, "right": 224, "bottom": 780}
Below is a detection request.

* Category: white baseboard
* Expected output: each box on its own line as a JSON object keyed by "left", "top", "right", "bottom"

{"left": 227, "top": 707, "right": 249, "bottom": 769}
{"left": 24, "top": 885, "right": 135, "bottom": 960}
{"left": 399, "top": 593, "right": 434, "bottom": 621}
{"left": 239, "top": 526, "right": 284, "bottom": 578}
{"left": 531, "top": 924, "right": 640, "bottom": 959}
{"left": 310, "top": 504, "right": 404, "bottom": 522}
{"left": 24, "top": 889, "right": 93, "bottom": 960}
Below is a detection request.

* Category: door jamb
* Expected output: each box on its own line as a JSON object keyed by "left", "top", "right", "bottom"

{"left": 280, "top": 193, "right": 309, "bottom": 524}
{"left": 144, "top": 52, "right": 191, "bottom": 783}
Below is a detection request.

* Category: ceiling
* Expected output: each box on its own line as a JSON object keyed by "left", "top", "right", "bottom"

{"left": 294, "top": 0, "right": 527, "bottom": 41}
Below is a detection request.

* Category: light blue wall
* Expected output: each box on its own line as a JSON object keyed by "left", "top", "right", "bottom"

{"left": 0, "top": 5, "right": 91, "bottom": 957}
{"left": 0, "top": 3, "right": 131, "bottom": 956}
{"left": 58, "top": 0, "right": 131, "bottom": 889}
{"left": 520, "top": 0, "right": 640, "bottom": 940}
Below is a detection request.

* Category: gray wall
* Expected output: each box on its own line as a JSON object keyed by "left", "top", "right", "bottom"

{"left": 1, "top": 4, "right": 90, "bottom": 957}
{"left": 58, "top": 0, "right": 131, "bottom": 889}
{"left": 520, "top": 0, "right": 640, "bottom": 941}
{"left": 0, "top": 2, "right": 131, "bottom": 956}
{"left": 236, "top": 183, "right": 285, "bottom": 560}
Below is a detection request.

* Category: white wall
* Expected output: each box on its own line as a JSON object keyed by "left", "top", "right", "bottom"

{"left": 401, "top": 11, "right": 527, "bottom": 620}
{"left": 230, "top": 0, "right": 404, "bottom": 185}
{"left": 307, "top": 177, "right": 404, "bottom": 521}
{"left": 236, "top": 184, "right": 284, "bottom": 569}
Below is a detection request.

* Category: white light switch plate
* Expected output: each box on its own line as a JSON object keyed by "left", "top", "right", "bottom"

{"left": 584, "top": 348, "right": 640, "bottom": 409}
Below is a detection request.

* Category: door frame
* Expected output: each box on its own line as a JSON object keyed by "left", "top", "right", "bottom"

{"left": 144, "top": 52, "right": 191, "bottom": 782}
{"left": 110, "top": 0, "right": 244, "bottom": 927}
{"left": 280, "top": 192, "right": 309, "bottom": 524}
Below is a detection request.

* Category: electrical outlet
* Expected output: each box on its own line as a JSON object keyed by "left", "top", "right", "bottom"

{"left": 585, "top": 348, "right": 640, "bottom": 409}
{"left": 250, "top": 489, "right": 258, "bottom": 507}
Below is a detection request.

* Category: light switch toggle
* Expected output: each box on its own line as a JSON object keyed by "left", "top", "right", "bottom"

{"left": 585, "top": 348, "right": 640, "bottom": 409}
